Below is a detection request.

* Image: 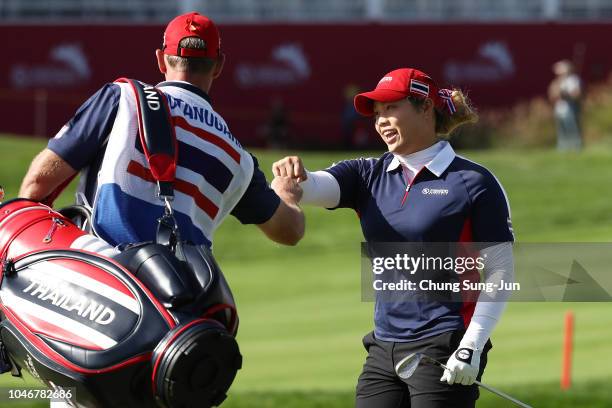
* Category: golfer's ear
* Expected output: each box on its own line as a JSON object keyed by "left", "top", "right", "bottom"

{"left": 212, "top": 53, "right": 225, "bottom": 79}
{"left": 156, "top": 49, "right": 167, "bottom": 74}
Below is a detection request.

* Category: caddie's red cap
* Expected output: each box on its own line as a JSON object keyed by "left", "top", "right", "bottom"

{"left": 354, "top": 68, "right": 444, "bottom": 116}
{"left": 162, "top": 12, "right": 221, "bottom": 58}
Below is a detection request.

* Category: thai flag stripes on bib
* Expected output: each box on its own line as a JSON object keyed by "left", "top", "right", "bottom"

{"left": 92, "top": 81, "right": 254, "bottom": 247}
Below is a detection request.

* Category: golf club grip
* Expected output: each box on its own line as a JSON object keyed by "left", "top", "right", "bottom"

{"left": 474, "top": 381, "right": 532, "bottom": 408}
{"left": 433, "top": 361, "right": 532, "bottom": 408}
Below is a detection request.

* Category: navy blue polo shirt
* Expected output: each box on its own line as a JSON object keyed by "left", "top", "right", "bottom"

{"left": 325, "top": 141, "right": 514, "bottom": 342}
{"left": 47, "top": 82, "right": 280, "bottom": 235}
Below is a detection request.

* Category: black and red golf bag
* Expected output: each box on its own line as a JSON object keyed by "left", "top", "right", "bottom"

{"left": 0, "top": 80, "right": 242, "bottom": 407}
{"left": 0, "top": 199, "right": 242, "bottom": 407}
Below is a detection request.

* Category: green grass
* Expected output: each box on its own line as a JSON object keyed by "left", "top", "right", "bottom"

{"left": 220, "top": 380, "right": 612, "bottom": 408}
{"left": 0, "top": 384, "right": 609, "bottom": 408}
{"left": 1, "top": 134, "right": 611, "bottom": 407}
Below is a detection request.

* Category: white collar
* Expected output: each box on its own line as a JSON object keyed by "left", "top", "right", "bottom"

{"left": 386, "top": 140, "right": 456, "bottom": 177}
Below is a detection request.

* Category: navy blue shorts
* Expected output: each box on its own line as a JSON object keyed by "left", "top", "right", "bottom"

{"left": 355, "top": 330, "right": 492, "bottom": 408}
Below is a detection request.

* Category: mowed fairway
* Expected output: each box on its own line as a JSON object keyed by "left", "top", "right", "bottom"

{"left": 0, "top": 134, "right": 611, "bottom": 407}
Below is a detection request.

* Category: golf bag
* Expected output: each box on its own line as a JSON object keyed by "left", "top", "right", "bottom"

{"left": 0, "top": 199, "right": 241, "bottom": 407}
{"left": 0, "top": 79, "right": 242, "bottom": 407}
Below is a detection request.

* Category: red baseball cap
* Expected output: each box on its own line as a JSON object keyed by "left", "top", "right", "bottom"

{"left": 162, "top": 12, "right": 221, "bottom": 58}
{"left": 354, "top": 68, "right": 444, "bottom": 116}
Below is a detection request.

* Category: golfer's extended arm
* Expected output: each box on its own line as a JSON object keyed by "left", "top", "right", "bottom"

{"left": 298, "top": 171, "right": 341, "bottom": 208}
{"left": 19, "top": 149, "right": 76, "bottom": 201}
{"left": 257, "top": 201, "right": 305, "bottom": 246}
{"left": 460, "top": 243, "right": 514, "bottom": 351}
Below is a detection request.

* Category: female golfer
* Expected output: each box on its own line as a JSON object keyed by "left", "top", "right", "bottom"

{"left": 271, "top": 68, "right": 514, "bottom": 408}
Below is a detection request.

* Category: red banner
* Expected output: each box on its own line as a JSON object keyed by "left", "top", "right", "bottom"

{"left": 0, "top": 23, "right": 610, "bottom": 146}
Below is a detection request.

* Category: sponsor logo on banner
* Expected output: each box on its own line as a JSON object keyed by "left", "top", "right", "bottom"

{"left": 443, "top": 41, "right": 515, "bottom": 83}
{"left": 10, "top": 43, "right": 91, "bottom": 88}
{"left": 235, "top": 43, "right": 311, "bottom": 88}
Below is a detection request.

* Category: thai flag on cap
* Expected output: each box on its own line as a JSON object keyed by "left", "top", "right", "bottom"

{"left": 410, "top": 79, "right": 430, "bottom": 97}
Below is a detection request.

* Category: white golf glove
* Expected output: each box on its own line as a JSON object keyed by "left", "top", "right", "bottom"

{"left": 440, "top": 347, "right": 481, "bottom": 386}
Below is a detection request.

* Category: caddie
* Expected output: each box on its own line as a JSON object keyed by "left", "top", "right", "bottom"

{"left": 19, "top": 11, "right": 304, "bottom": 249}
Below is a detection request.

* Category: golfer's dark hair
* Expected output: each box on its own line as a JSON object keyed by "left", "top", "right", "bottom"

{"left": 408, "top": 90, "right": 478, "bottom": 137}
{"left": 165, "top": 37, "right": 217, "bottom": 74}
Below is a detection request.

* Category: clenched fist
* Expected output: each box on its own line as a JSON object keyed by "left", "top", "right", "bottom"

{"left": 272, "top": 156, "right": 307, "bottom": 182}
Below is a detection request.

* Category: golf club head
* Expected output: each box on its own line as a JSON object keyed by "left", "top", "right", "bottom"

{"left": 395, "top": 352, "right": 424, "bottom": 379}
{"left": 396, "top": 352, "right": 532, "bottom": 408}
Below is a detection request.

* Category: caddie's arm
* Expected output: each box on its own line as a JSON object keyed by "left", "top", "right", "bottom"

{"left": 20, "top": 84, "right": 121, "bottom": 205}
{"left": 19, "top": 148, "right": 77, "bottom": 204}
{"left": 257, "top": 186, "right": 305, "bottom": 246}
{"left": 231, "top": 155, "right": 305, "bottom": 246}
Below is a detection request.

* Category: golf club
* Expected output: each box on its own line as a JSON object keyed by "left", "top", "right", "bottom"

{"left": 395, "top": 352, "right": 533, "bottom": 408}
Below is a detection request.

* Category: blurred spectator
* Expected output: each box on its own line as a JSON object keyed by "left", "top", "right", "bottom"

{"left": 261, "top": 97, "right": 290, "bottom": 149}
{"left": 341, "top": 84, "right": 360, "bottom": 148}
{"left": 548, "top": 60, "right": 583, "bottom": 151}
{"left": 341, "top": 84, "right": 370, "bottom": 149}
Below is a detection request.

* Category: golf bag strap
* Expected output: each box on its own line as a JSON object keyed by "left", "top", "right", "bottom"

{"left": 115, "top": 78, "right": 178, "bottom": 200}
